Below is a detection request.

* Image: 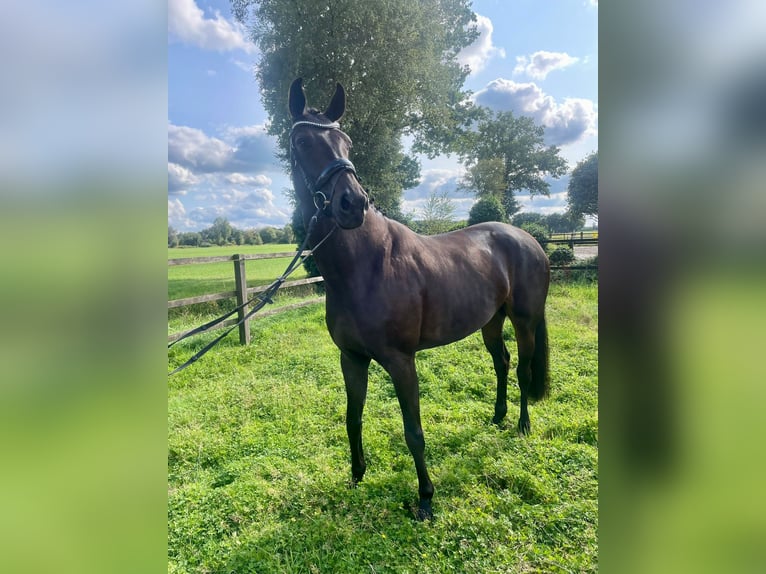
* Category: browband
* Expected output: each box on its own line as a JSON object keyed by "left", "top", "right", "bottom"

{"left": 291, "top": 120, "right": 340, "bottom": 131}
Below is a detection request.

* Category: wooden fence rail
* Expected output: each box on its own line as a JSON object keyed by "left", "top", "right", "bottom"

{"left": 168, "top": 251, "right": 325, "bottom": 344}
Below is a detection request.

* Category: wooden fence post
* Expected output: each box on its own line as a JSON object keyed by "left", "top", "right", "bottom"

{"left": 233, "top": 254, "right": 250, "bottom": 345}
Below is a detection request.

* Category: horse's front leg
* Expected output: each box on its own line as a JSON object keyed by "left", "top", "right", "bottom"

{"left": 341, "top": 351, "right": 371, "bottom": 486}
{"left": 380, "top": 352, "right": 434, "bottom": 520}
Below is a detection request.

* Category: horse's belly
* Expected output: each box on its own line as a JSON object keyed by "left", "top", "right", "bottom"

{"left": 418, "top": 293, "right": 500, "bottom": 350}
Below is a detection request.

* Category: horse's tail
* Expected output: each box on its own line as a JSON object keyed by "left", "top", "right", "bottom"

{"left": 529, "top": 316, "right": 550, "bottom": 402}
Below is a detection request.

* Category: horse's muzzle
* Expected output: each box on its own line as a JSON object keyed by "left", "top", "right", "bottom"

{"left": 333, "top": 185, "right": 369, "bottom": 229}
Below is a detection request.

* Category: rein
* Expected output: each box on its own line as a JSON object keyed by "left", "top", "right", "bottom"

{"left": 167, "top": 119, "right": 360, "bottom": 376}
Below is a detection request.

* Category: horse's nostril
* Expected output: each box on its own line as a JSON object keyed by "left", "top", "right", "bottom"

{"left": 340, "top": 193, "right": 352, "bottom": 212}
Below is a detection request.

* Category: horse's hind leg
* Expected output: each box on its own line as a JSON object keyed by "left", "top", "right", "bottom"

{"left": 510, "top": 319, "right": 536, "bottom": 435}
{"left": 341, "top": 351, "right": 371, "bottom": 486}
{"left": 482, "top": 311, "right": 510, "bottom": 425}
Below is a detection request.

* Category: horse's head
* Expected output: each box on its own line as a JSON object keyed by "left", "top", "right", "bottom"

{"left": 288, "top": 78, "right": 369, "bottom": 230}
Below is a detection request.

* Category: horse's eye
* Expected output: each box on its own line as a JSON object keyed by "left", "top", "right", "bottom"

{"left": 296, "top": 137, "right": 309, "bottom": 149}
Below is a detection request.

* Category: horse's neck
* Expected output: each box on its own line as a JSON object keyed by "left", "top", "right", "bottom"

{"left": 311, "top": 209, "right": 391, "bottom": 285}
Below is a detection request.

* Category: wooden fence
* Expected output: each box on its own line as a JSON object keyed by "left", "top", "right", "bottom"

{"left": 168, "top": 237, "right": 597, "bottom": 346}
{"left": 168, "top": 252, "right": 325, "bottom": 345}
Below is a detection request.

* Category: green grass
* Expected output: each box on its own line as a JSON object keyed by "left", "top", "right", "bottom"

{"left": 168, "top": 244, "right": 308, "bottom": 301}
{"left": 168, "top": 281, "right": 597, "bottom": 573}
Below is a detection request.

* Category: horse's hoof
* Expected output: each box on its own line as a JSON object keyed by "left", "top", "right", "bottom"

{"left": 415, "top": 500, "right": 433, "bottom": 521}
{"left": 492, "top": 413, "right": 506, "bottom": 426}
{"left": 517, "top": 419, "right": 531, "bottom": 435}
{"left": 349, "top": 470, "right": 365, "bottom": 489}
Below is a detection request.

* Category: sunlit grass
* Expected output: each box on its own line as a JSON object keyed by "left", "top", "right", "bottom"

{"left": 168, "top": 281, "right": 598, "bottom": 573}
{"left": 168, "top": 244, "right": 308, "bottom": 300}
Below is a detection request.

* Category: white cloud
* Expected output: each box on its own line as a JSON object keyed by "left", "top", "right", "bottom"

{"left": 224, "top": 173, "right": 272, "bottom": 186}
{"left": 185, "top": 191, "right": 291, "bottom": 230}
{"left": 166, "top": 123, "right": 292, "bottom": 229}
{"left": 168, "top": 197, "right": 195, "bottom": 229}
{"left": 168, "top": 124, "right": 233, "bottom": 173}
{"left": 230, "top": 59, "right": 254, "bottom": 74}
{"left": 474, "top": 78, "right": 598, "bottom": 146}
{"left": 457, "top": 14, "right": 505, "bottom": 75}
{"left": 168, "top": 123, "right": 279, "bottom": 174}
{"left": 168, "top": 0, "right": 255, "bottom": 53}
{"left": 513, "top": 51, "right": 580, "bottom": 80}
{"left": 168, "top": 162, "right": 199, "bottom": 194}
{"left": 406, "top": 168, "right": 464, "bottom": 200}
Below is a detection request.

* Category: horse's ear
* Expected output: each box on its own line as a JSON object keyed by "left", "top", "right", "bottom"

{"left": 288, "top": 77, "right": 306, "bottom": 120}
{"left": 324, "top": 82, "right": 345, "bottom": 122}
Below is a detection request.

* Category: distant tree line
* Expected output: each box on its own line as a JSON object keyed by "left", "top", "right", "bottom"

{"left": 168, "top": 217, "right": 295, "bottom": 247}
{"left": 408, "top": 206, "right": 588, "bottom": 237}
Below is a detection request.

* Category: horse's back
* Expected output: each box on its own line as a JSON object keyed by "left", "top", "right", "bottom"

{"left": 431, "top": 221, "right": 549, "bottom": 274}
{"left": 437, "top": 222, "right": 550, "bottom": 319}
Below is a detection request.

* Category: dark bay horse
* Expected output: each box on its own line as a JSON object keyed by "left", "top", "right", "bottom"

{"left": 287, "top": 78, "right": 550, "bottom": 520}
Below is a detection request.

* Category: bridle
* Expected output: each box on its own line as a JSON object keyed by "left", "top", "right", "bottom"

{"left": 289, "top": 120, "right": 366, "bottom": 216}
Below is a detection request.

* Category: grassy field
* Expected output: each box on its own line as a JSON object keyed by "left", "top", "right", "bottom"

{"left": 168, "top": 280, "right": 598, "bottom": 573}
{"left": 168, "top": 244, "right": 307, "bottom": 301}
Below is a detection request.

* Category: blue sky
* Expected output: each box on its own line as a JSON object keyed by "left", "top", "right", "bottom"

{"left": 168, "top": 0, "right": 598, "bottom": 231}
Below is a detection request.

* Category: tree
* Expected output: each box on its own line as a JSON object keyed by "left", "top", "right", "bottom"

{"left": 545, "top": 212, "right": 585, "bottom": 233}
{"left": 512, "top": 212, "right": 546, "bottom": 228}
{"left": 201, "top": 217, "right": 234, "bottom": 245}
{"left": 231, "top": 0, "right": 480, "bottom": 219}
{"left": 459, "top": 157, "right": 519, "bottom": 216}
{"left": 567, "top": 151, "right": 598, "bottom": 221}
{"left": 520, "top": 223, "right": 549, "bottom": 249}
{"left": 168, "top": 226, "right": 179, "bottom": 248}
{"left": 419, "top": 191, "right": 456, "bottom": 235}
{"left": 467, "top": 196, "right": 506, "bottom": 226}
{"left": 460, "top": 157, "right": 506, "bottom": 196}
{"left": 258, "top": 227, "right": 279, "bottom": 244}
{"left": 243, "top": 229, "right": 263, "bottom": 245}
{"left": 279, "top": 224, "right": 295, "bottom": 244}
{"left": 177, "top": 231, "right": 201, "bottom": 246}
{"left": 458, "top": 110, "right": 568, "bottom": 217}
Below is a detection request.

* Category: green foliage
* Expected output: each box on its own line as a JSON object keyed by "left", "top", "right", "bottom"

{"left": 232, "top": 0, "right": 480, "bottom": 214}
{"left": 201, "top": 217, "right": 234, "bottom": 246}
{"left": 549, "top": 245, "right": 576, "bottom": 266}
{"left": 520, "top": 223, "right": 550, "bottom": 249}
{"left": 258, "top": 226, "right": 279, "bottom": 244}
{"left": 467, "top": 196, "right": 506, "bottom": 226}
{"left": 419, "top": 191, "right": 456, "bottom": 235}
{"left": 457, "top": 110, "right": 568, "bottom": 216}
{"left": 174, "top": 218, "right": 293, "bottom": 248}
{"left": 460, "top": 157, "right": 506, "bottom": 197}
{"left": 177, "top": 231, "right": 201, "bottom": 246}
{"left": 511, "top": 212, "right": 546, "bottom": 228}
{"left": 243, "top": 229, "right": 263, "bottom": 245}
{"left": 167, "top": 282, "right": 598, "bottom": 573}
{"left": 567, "top": 151, "right": 598, "bottom": 220}
{"left": 512, "top": 212, "right": 586, "bottom": 234}
{"left": 168, "top": 226, "right": 179, "bottom": 248}
{"left": 546, "top": 212, "right": 585, "bottom": 233}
